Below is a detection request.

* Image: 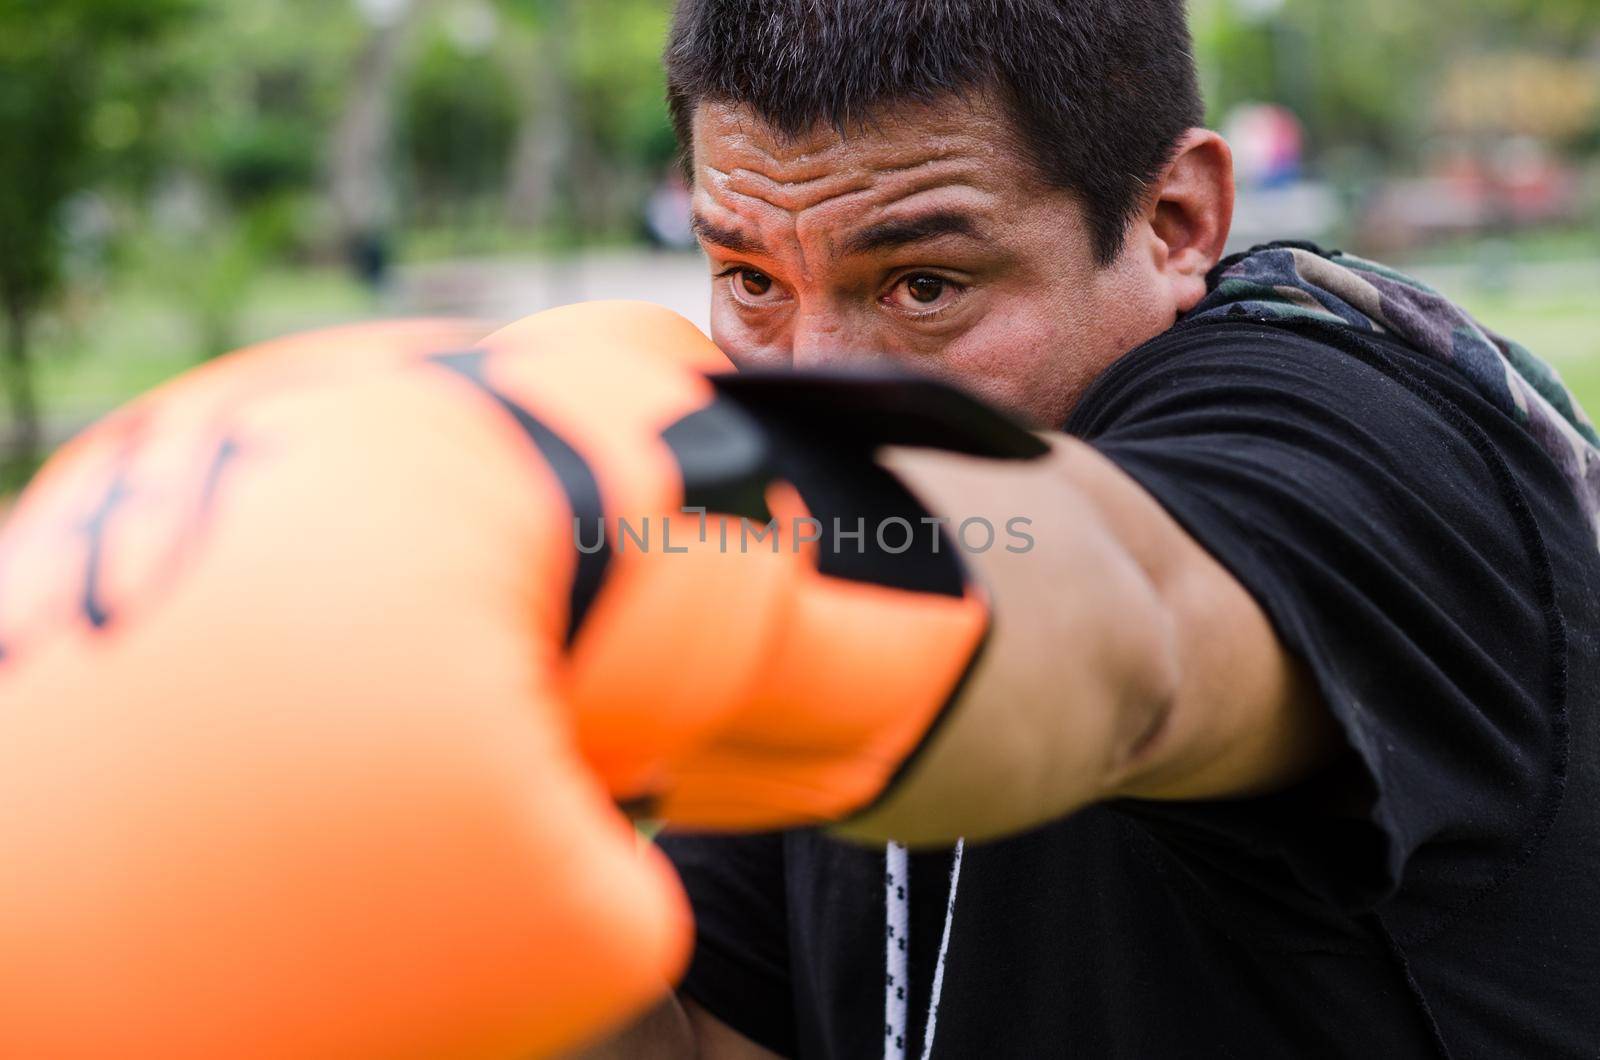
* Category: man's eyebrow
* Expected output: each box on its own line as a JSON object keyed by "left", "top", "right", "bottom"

{"left": 691, "top": 214, "right": 768, "bottom": 257}
{"left": 842, "top": 211, "right": 986, "bottom": 256}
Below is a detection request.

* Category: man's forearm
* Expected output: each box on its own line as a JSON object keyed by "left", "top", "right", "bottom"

{"left": 837, "top": 435, "right": 1333, "bottom": 848}
{"left": 836, "top": 437, "right": 1182, "bottom": 846}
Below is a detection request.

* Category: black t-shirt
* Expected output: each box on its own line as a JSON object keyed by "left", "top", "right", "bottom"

{"left": 660, "top": 319, "right": 1600, "bottom": 1059}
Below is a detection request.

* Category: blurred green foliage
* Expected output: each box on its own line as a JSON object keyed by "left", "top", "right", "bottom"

{"left": 1196, "top": 0, "right": 1600, "bottom": 158}
{"left": 0, "top": 0, "right": 196, "bottom": 480}
{"left": 402, "top": 33, "right": 520, "bottom": 216}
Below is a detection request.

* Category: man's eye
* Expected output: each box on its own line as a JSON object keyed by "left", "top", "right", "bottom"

{"left": 722, "top": 267, "right": 785, "bottom": 307}
{"left": 887, "top": 273, "right": 962, "bottom": 313}
{"left": 727, "top": 268, "right": 779, "bottom": 303}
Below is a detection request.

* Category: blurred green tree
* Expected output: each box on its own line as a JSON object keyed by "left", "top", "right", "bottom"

{"left": 498, "top": 0, "right": 674, "bottom": 242}
{"left": 134, "top": 2, "right": 354, "bottom": 359}
{"left": 0, "top": 0, "right": 194, "bottom": 479}
{"left": 1195, "top": 0, "right": 1600, "bottom": 166}
{"left": 401, "top": 26, "right": 520, "bottom": 225}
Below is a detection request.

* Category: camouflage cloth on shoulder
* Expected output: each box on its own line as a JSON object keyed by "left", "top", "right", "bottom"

{"left": 1184, "top": 242, "right": 1600, "bottom": 546}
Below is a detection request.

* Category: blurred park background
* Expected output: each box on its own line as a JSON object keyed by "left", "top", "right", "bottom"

{"left": 2, "top": 0, "right": 1599, "bottom": 493}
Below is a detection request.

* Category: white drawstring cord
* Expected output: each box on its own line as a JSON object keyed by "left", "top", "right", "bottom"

{"left": 920, "top": 839, "right": 963, "bottom": 1060}
{"left": 884, "top": 841, "right": 911, "bottom": 1060}
{"left": 884, "top": 838, "right": 965, "bottom": 1060}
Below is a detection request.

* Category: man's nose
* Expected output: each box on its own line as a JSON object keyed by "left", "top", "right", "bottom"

{"left": 789, "top": 307, "right": 882, "bottom": 370}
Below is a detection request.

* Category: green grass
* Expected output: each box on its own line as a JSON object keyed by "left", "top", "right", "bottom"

{"left": 32, "top": 265, "right": 378, "bottom": 424}
{"left": 1403, "top": 227, "right": 1600, "bottom": 269}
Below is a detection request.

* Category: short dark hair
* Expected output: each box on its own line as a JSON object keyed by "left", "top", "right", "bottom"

{"left": 665, "top": 0, "right": 1204, "bottom": 264}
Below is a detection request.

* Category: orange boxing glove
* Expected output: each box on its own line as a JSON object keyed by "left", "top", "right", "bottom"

{"left": 0, "top": 301, "right": 1042, "bottom": 1058}
{"left": 564, "top": 366, "right": 1050, "bottom": 827}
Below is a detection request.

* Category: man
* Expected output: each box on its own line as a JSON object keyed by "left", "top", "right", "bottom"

{"left": 591, "top": 0, "right": 1600, "bottom": 1057}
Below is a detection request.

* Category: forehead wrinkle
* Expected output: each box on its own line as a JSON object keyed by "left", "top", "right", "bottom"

{"left": 701, "top": 144, "right": 1007, "bottom": 281}
{"left": 706, "top": 104, "right": 987, "bottom": 171}
{"left": 698, "top": 179, "right": 817, "bottom": 249}
{"left": 695, "top": 98, "right": 1026, "bottom": 199}
{"left": 695, "top": 176, "right": 821, "bottom": 280}
{"left": 713, "top": 155, "right": 996, "bottom": 222}
{"left": 706, "top": 164, "right": 874, "bottom": 215}
{"left": 791, "top": 192, "right": 997, "bottom": 276}
{"left": 792, "top": 176, "right": 1000, "bottom": 242}
{"left": 702, "top": 176, "right": 1004, "bottom": 276}
{"left": 722, "top": 145, "right": 970, "bottom": 187}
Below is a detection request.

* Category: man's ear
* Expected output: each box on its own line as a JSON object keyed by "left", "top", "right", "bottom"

{"left": 1143, "top": 129, "right": 1234, "bottom": 314}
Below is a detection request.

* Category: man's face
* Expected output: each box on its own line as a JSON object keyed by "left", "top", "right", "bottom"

{"left": 690, "top": 97, "right": 1177, "bottom": 427}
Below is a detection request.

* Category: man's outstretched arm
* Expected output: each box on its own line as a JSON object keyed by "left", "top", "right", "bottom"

{"left": 837, "top": 434, "right": 1339, "bottom": 847}
{"left": 589, "top": 433, "right": 1340, "bottom": 1059}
